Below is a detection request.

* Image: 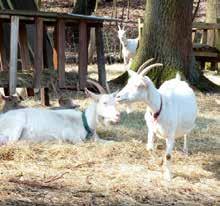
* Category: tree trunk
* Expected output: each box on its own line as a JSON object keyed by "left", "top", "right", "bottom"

{"left": 88, "top": 1, "right": 99, "bottom": 64}
{"left": 72, "top": 0, "right": 96, "bottom": 15}
{"left": 128, "top": 0, "right": 220, "bottom": 91}
{"left": 71, "top": 0, "right": 97, "bottom": 44}
{"left": 131, "top": 0, "right": 193, "bottom": 84}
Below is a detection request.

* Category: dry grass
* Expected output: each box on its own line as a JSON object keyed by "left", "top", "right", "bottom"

{"left": 0, "top": 66, "right": 220, "bottom": 206}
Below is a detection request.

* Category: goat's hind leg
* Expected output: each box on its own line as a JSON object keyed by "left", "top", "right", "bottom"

{"left": 183, "top": 134, "right": 188, "bottom": 155}
{"left": 163, "top": 136, "right": 175, "bottom": 181}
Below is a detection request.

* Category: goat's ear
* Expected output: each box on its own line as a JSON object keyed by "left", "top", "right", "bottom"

{"left": 117, "top": 25, "right": 121, "bottom": 30}
{"left": 127, "top": 69, "right": 136, "bottom": 77}
{"left": 85, "top": 88, "right": 100, "bottom": 101}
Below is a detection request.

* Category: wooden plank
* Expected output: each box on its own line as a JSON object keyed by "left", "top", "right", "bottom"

{"left": 193, "top": 22, "right": 220, "bottom": 30}
{"left": 19, "top": 23, "right": 31, "bottom": 70}
{"left": 194, "top": 51, "right": 218, "bottom": 58}
{"left": 192, "top": 31, "right": 195, "bottom": 42}
{"left": 201, "top": 29, "right": 208, "bottom": 44}
{"left": 79, "top": 21, "right": 88, "bottom": 89}
{"left": 0, "top": 19, "right": 8, "bottom": 71}
{"left": 56, "top": 18, "right": 65, "bottom": 88}
{"left": 53, "top": 26, "right": 58, "bottom": 70}
{"left": 9, "top": 16, "right": 19, "bottom": 95}
{"left": 34, "top": 17, "right": 43, "bottom": 88}
{"left": 95, "top": 25, "right": 106, "bottom": 88}
{"left": 19, "top": 23, "right": 34, "bottom": 98}
{"left": 0, "top": 10, "right": 112, "bottom": 23}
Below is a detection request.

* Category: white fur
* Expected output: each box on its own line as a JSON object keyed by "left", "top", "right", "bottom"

{"left": 116, "top": 70, "right": 197, "bottom": 181}
{"left": 0, "top": 91, "right": 120, "bottom": 144}
{"left": 117, "top": 26, "right": 138, "bottom": 67}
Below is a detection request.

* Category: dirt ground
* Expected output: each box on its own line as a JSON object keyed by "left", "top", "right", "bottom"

{"left": 0, "top": 64, "right": 219, "bottom": 206}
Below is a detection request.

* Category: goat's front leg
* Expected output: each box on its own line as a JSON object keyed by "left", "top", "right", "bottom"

{"left": 145, "top": 113, "right": 154, "bottom": 151}
{"left": 164, "top": 136, "right": 175, "bottom": 181}
{"left": 123, "top": 55, "right": 128, "bottom": 69}
{"left": 0, "top": 135, "right": 9, "bottom": 145}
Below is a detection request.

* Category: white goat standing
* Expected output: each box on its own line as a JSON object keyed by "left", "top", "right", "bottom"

{"left": 116, "top": 59, "right": 197, "bottom": 181}
{"left": 117, "top": 25, "right": 139, "bottom": 67}
{"left": 0, "top": 89, "right": 120, "bottom": 145}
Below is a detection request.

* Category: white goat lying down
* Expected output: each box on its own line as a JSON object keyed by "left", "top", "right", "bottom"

{"left": 117, "top": 25, "right": 139, "bottom": 67}
{"left": 116, "top": 59, "right": 197, "bottom": 181}
{"left": 0, "top": 89, "right": 120, "bottom": 145}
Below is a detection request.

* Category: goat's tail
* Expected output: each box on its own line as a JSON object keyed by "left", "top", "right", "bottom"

{"left": 175, "top": 72, "right": 181, "bottom": 81}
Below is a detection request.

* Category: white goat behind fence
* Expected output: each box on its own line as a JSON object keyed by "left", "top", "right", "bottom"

{"left": 116, "top": 59, "right": 197, "bottom": 181}
{"left": 117, "top": 25, "right": 139, "bottom": 67}
{"left": 0, "top": 89, "right": 120, "bottom": 145}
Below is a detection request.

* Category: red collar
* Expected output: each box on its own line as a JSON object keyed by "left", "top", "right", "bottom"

{"left": 152, "top": 95, "right": 162, "bottom": 120}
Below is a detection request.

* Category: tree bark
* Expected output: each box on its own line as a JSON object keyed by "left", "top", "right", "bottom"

{"left": 71, "top": 0, "right": 97, "bottom": 44}
{"left": 72, "top": 0, "right": 97, "bottom": 15}
{"left": 131, "top": 0, "right": 193, "bottom": 84}
{"left": 127, "top": 0, "right": 220, "bottom": 91}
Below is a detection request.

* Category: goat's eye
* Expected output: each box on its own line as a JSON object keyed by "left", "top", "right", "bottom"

{"left": 103, "top": 102, "right": 107, "bottom": 105}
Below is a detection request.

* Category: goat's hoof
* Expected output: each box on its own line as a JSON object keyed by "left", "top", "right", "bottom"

{"left": 180, "top": 149, "right": 190, "bottom": 156}
{"left": 163, "top": 171, "right": 172, "bottom": 182}
{"left": 156, "top": 144, "right": 165, "bottom": 150}
{"left": 146, "top": 144, "right": 154, "bottom": 151}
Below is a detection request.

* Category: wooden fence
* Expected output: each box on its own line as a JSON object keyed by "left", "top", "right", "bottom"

{"left": 0, "top": 9, "right": 116, "bottom": 105}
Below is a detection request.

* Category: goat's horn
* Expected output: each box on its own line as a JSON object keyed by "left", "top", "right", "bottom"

{"left": 137, "top": 58, "right": 155, "bottom": 74}
{"left": 87, "top": 79, "right": 107, "bottom": 94}
{"left": 140, "top": 63, "right": 163, "bottom": 76}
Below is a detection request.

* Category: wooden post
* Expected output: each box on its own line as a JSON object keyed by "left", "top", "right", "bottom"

{"left": 19, "top": 23, "right": 31, "bottom": 71}
{"left": 0, "top": 20, "right": 8, "bottom": 71}
{"left": 201, "top": 29, "right": 208, "bottom": 44}
{"left": 200, "top": 61, "right": 205, "bottom": 70}
{"left": 34, "top": 18, "right": 49, "bottom": 106}
{"left": 9, "top": 16, "right": 19, "bottom": 95}
{"left": 211, "top": 61, "right": 218, "bottom": 71}
{"left": 79, "top": 21, "right": 88, "bottom": 90}
{"left": 192, "top": 30, "right": 196, "bottom": 42}
{"left": 40, "top": 88, "right": 50, "bottom": 106}
{"left": 95, "top": 25, "right": 106, "bottom": 88}
{"left": 53, "top": 26, "right": 58, "bottom": 70}
{"left": 19, "top": 23, "right": 35, "bottom": 98}
{"left": 55, "top": 18, "right": 65, "bottom": 88}
{"left": 34, "top": 17, "right": 43, "bottom": 89}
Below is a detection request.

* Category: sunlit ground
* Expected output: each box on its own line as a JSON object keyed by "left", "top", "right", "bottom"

{"left": 0, "top": 64, "right": 219, "bottom": 205}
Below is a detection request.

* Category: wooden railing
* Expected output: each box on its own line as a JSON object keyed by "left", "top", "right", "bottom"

{"left": 138, "top": 20, "right": 220, "bottom": 71}
{"left": 0, "top": 10, "right": 115, "bottom": 105}
{"left": 192, "top": 22, "right": 220, "bottom": 71}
